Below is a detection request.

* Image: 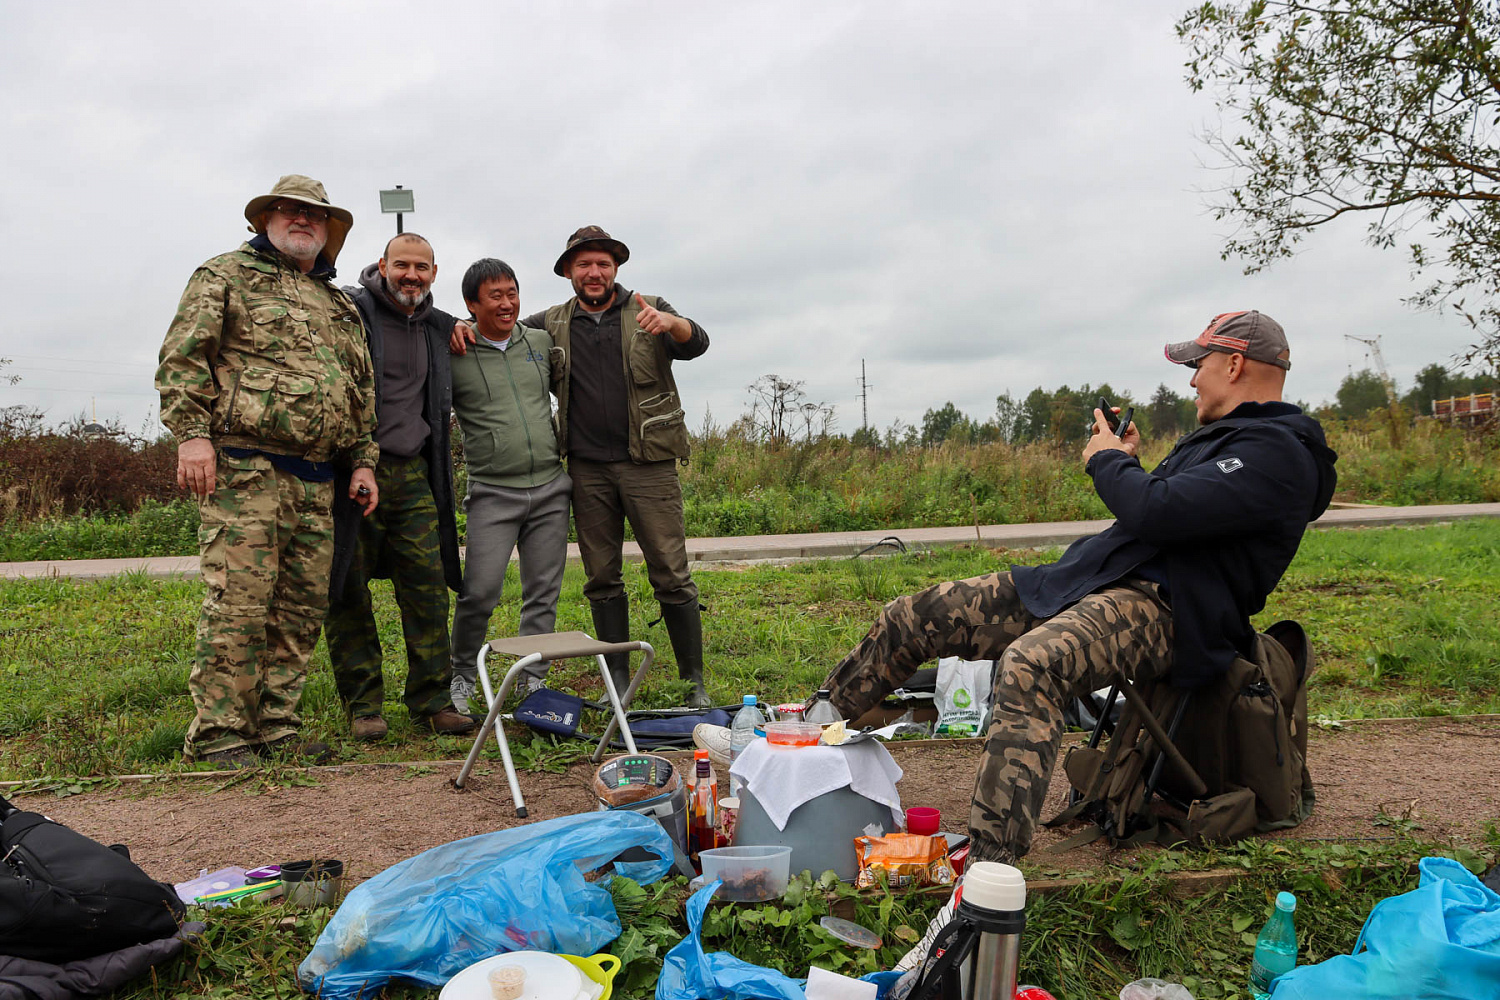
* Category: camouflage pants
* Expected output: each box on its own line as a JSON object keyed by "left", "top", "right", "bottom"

{"left": 821, "top": 571, "right": 1172, "bottom": 863}
{"left": 325, "top": 455, "right": 452, "bottom": 720}
{"left": 184, "top": 450, "right": 333, "bottom": 758}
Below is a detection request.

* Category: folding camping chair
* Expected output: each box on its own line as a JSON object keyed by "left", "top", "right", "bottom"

{"left": 1048, "top": 669, "right": 1208, "bottom": 847}
{"left": 452, "top": 631, "right": 656, "bottom": 816}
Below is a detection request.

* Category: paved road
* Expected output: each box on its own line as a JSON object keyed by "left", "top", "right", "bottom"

{"left": 4, "top": 502, "right": 1498, "bottom": 582}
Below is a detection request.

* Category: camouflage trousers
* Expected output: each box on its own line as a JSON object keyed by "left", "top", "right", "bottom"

{"left": 821, "top": 571, "right": 1172, "bottom": 863}
{"left": 325, "top": 455, "right": 452, "bottom": 720}
{"left": 184, "top": 450, "right": 333, "bottom": 759}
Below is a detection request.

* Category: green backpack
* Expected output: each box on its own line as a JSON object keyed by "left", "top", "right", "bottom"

{"left": 1045, "top": 619, "right": 1315, "bottom": 850}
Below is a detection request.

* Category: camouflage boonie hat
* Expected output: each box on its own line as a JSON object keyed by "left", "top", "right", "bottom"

{"left": 244, "top": 174, "right": 354, "bottom": 266}
{"left": 553, "top": 225, "right": 630, "bottom": 276}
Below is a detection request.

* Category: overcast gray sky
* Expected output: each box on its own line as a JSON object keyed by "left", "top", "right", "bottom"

{"left": 0, "top": 1, "right": 1479, "bottom": 439}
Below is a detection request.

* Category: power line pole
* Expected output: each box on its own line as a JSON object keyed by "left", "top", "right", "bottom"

{"left": 858, "top": 359, "right": 871, "bottom": 431}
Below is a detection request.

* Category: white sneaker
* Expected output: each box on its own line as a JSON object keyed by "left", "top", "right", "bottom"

{"left": 894, "top": 884, "right": 959, "bottom": 972}
{"left": 692, "top": 724, "right": 733, "bottom": 769}
{"left": 450, "top": 675, "right": 476, "bottom": 716}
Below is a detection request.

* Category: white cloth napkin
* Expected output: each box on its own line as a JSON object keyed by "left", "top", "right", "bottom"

{"left": 729, "top": 739, "right": 904, "bottom": 831}
{"left": 806, "top": 965, "right": 878, "bottom": 1000}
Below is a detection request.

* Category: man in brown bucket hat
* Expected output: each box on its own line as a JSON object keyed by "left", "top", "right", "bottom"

{"left": 157, "top": 175, "right": 379, "bottom": 767}
{"left": 453, "top": 226, "right": 713, "bottom": 707}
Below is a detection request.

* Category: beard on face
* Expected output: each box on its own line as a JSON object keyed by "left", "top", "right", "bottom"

{"left": 573, "top": 277, "right": 613, "bottom": 309}
{"left": 270, "top": 228, "right": 327, "bottom": 263}
{"left": 387, "top": 280, "right": 426, "bottom": 309}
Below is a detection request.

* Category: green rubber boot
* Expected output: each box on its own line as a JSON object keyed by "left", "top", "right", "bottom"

{"left": 660, "top": 599, "right": 711, "bottom": 709}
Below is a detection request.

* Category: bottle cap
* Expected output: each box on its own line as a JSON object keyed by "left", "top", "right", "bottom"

{"left": 816, "top": 689, "right": 831, "bottom": 699}
{"left": 960, "top": 861, "right": 1026, "bottom": 912}
{"left": 693, "top": 748, "right": 708, "bottom": 761}
{"left": 743, "top": 695, "right": 757, "bottom": 706}
{"left": 1276, "top": 891, "right": 1297, "bottom": 912}
{"left": 696, "top": 759, "right": 710, "bottom": 776}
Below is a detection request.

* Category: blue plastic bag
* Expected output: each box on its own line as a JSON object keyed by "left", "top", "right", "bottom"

{"left": 655, "top": 881, "right": 900, "bottom": 1000}
{"left": 1272, "top": 856, "right": 1500, "bottom": 998}
{"left": 298, "top": 811, "right": 673, "bottom": 999}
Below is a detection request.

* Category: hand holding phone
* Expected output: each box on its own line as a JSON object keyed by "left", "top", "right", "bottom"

{"left": 1095, "top": 396, "right": 1119, "bottom": 432}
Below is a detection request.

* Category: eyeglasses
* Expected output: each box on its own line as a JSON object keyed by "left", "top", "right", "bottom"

{"left": 271, "top": 202, "right": 330, "bottom": 223}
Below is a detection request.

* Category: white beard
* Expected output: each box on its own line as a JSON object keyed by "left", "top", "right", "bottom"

{"left": 270, "top": 229, "right": 327, "bottom": 263}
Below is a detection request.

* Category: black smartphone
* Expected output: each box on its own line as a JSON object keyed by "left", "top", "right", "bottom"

{"left": 1116, "top": 406, "right": 1134, "bottom": 439}
{"left": 1096, "top": 396, "right": 1119, "bottom": 432}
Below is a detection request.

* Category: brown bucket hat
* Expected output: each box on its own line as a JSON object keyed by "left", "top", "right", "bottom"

{"left": 243, "top": 174, "right": 355, "bottom": 267}
{"left": 553, "top": 225, "right": 630, "bottom": 276}
{"left": 1164, "top": 310, "right": 1292, "bottom": 370}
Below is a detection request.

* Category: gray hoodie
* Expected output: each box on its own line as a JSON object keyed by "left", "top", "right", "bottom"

{"left": 357, "top": 263, "right": 431, "bottom": 459}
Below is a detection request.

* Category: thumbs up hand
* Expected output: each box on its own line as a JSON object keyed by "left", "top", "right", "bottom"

{"left": 635, "top": 293, "right": 670, "bottom": 336}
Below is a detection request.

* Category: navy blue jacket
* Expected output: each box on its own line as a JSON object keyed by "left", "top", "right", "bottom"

{"left": 1012, "top": 401, "right": 1338, "bottom": 689}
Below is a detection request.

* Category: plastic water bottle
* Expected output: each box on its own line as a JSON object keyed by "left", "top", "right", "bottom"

{"left": 1249, "top": 891, "right": 1297, "bottom": 999}
{"left": 805, "top": 689, "right": 840, "bottom": 724}
{"left": 728, "top": 695, "right": 765, "bottom": 794}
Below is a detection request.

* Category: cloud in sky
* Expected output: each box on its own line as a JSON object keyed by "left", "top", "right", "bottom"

{"left": 0, "top": 1, "right": 1477, "bottom": 437}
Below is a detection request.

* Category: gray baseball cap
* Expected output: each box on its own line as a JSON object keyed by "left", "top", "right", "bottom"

{"left": 1164, "top": 311, "right": 1291, "bottom": 370}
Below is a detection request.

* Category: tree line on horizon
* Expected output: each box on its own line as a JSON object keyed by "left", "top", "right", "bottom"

{"left": 727, "top": 354, "right": 1498, "bottom": 452}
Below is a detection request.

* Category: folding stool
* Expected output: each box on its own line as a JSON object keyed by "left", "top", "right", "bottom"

{"left": 1050, "top": 670, "right": 1208, "bottom": 847}
{"left": 452, "top": 631, "right": 655, "bottom": 816}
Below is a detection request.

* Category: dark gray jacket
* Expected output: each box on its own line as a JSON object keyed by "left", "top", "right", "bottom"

{"left": 0, "top": 923, "right": 204, "bottom": 1000}
{"left": 331, "top": 278, "right": 463, "bottom": 599}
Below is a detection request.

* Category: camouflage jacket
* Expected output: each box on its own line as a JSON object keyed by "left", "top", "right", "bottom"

{"left": 156, "top": 242, "right": 378, "bottom": 468}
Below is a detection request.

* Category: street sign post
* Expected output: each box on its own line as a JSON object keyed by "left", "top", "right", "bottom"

{"left": 379, "top": 186, "right": 415, "bottom": 235}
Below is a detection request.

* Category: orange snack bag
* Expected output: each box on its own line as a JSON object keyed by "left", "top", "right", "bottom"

{"left": 853, "top": 832, "right": 956, "bottom": 889}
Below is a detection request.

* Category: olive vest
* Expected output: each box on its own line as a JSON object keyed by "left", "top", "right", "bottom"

{"left": 543, "top": 294, "right": 691, "bottom": 464}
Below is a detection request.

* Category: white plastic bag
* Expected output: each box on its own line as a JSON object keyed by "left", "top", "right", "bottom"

{"left": 1119, "top": 978, "right": 1195, "bottom": 1000}
{"left": 934, "top": 657, "right": 992, "bottom": 735}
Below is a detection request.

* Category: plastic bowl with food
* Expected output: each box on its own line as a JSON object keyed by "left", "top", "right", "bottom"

{"left": 698, "top": 845, "right": 792, "bottom": 902}
{"left": 765, "top": 721, "right": 822, "bottom": 747}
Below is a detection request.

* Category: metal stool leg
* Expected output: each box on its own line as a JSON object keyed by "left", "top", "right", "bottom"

{"left": 592, "top": 642, "right": 655, "bottom": 763}
{"left": 1069, "top": 680, "right": 1123, "bottom": 806}
{"left": 453, "top": 647, "right": 540, "bottom": 816}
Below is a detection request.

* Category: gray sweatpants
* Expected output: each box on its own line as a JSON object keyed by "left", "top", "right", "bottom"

{"left": 449, "top": 472, "right": 573, "bottom": 696}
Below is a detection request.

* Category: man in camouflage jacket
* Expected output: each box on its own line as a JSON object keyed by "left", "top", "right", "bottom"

{"left": 156, "top": 175, "right": 378, "bottom": 766}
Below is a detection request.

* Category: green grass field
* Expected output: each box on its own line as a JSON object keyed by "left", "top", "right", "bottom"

{"left": 3, "top": 520, "right": 1498, "bottom": 998}
{"left": 2, "top": 519, "right": 1498, "bottom": 779}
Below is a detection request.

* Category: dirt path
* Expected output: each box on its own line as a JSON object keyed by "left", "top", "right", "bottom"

{"left": 26, "top": 717, "right": 1500, "bottom": 887}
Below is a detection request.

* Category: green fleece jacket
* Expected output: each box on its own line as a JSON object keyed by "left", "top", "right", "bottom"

{"left": 449, "top": 324, "right": 564, "bottom": 489}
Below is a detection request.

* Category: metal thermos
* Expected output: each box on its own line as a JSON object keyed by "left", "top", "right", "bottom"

{"left": 956, "top": 862, "right": 1027, "bottom": 1000}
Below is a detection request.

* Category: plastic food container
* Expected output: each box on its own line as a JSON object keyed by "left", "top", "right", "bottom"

{"left": 765, "top": 721, "right": 822, "bottom": 747}
{"left": 698, "top": 845, "right": 792, "bottom": 901}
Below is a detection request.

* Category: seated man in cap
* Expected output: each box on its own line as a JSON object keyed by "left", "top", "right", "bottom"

{"left": 157, "top": 174, "right": 379, "bottom": 767}
{"left": 811, "top": 310, "right": 1338, "bottom": 872}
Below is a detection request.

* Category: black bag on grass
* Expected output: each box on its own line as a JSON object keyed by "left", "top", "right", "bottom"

{"left": 0, "top": 796, "right": 184, "bottom": 963}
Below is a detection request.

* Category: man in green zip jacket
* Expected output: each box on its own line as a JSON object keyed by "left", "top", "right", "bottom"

{"left": 447, "top": 259, "right": 573, "bottom": 709}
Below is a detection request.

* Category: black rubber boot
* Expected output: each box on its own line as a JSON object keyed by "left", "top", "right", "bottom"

{"left": 590, "top": 596, "right": 632, "bottom": 696}
{"left": 660, "top": 599, "right": 710, "bottom": 709}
